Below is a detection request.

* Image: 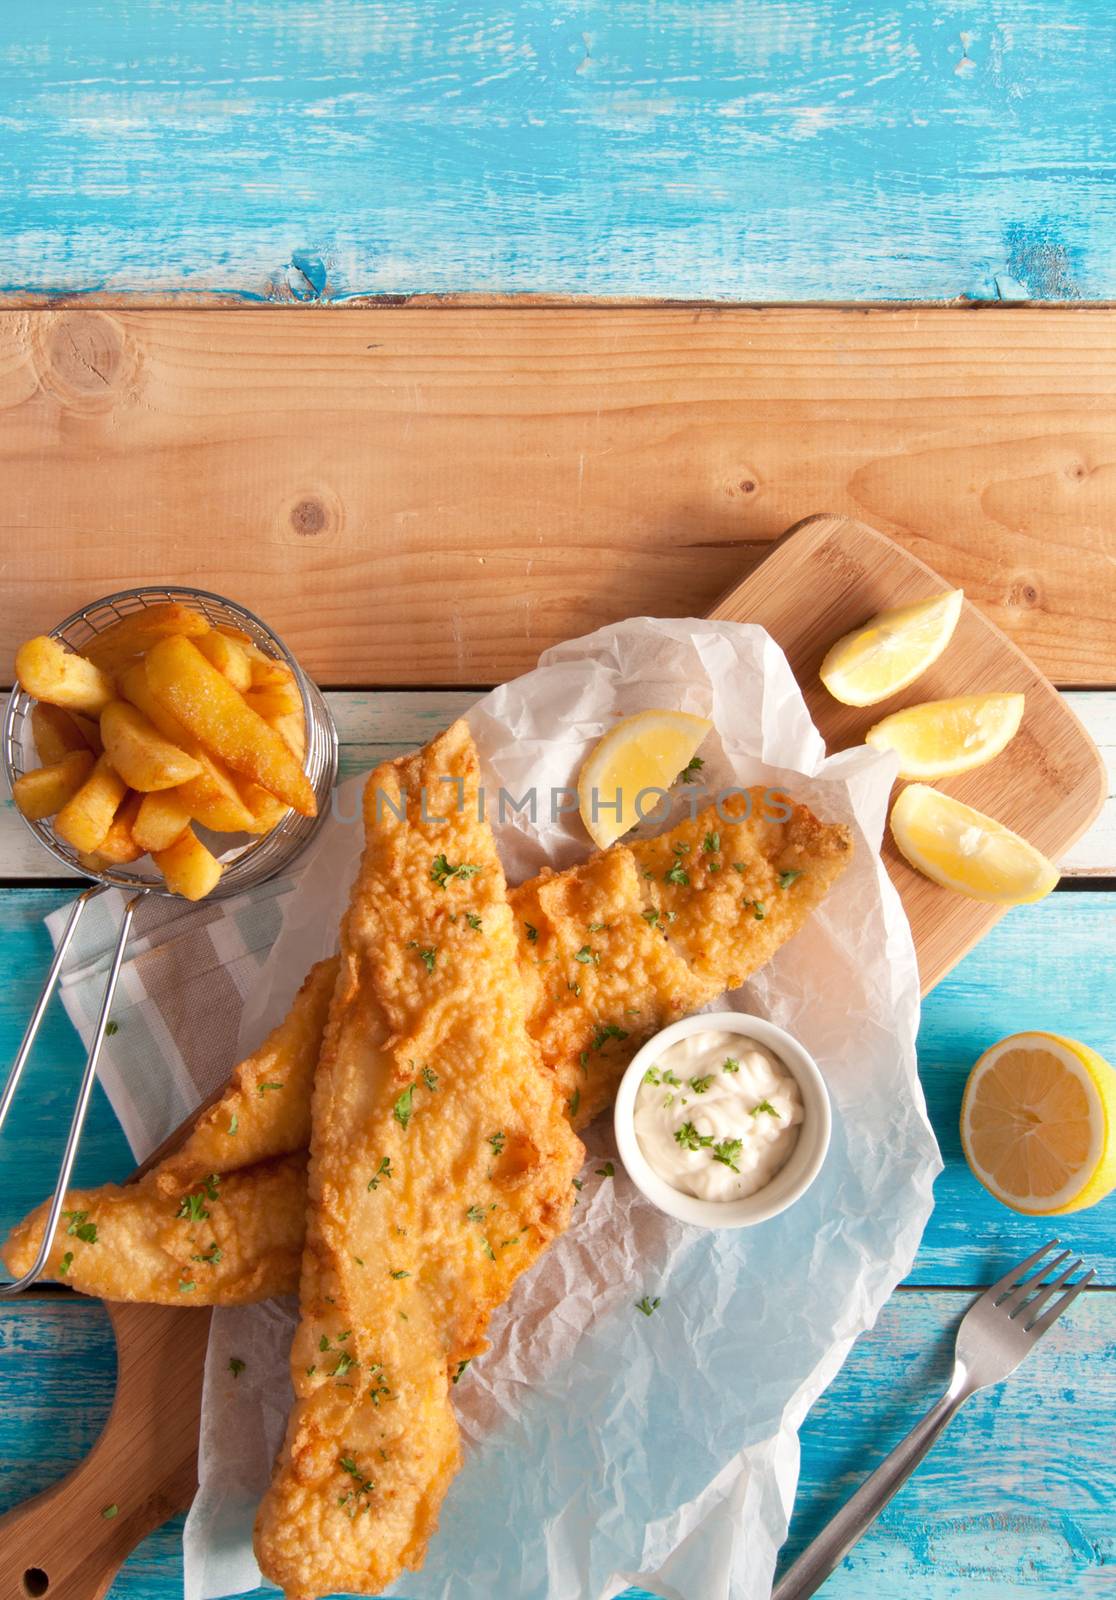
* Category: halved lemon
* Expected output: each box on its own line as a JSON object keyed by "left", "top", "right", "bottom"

{"left": 961, "top": 1032, "right": 1116, "bottom": 1214}
{"left": 577, "top": 709, "right": 713, "bottom": 849}
{"left": 890, "top": 784, "right": 1058, "bottom": 903}
{"left": 820, "top": 589, "right": 963, "bottom": 707}
{"left": 866, "top": 693, "right": 1025, "bottom": 780}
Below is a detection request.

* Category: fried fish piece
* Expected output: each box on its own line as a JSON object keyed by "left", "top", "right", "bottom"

{"left": 2, "top": 1154, "right": 305, "bottom": 1305}
{"left": 3, "top": 788, "right": 850, "bottom": 1304}
{"left": 254, "top": 721, "right": 583, "bottom": 1600}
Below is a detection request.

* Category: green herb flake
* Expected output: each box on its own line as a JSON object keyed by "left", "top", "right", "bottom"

{"left": 452, "top": 1359, "right": 471, "bottom": 1384}
{"left": 63, "top": 1210, "right": 98, "bottom": 1244}
{"left": 676, "top": 755, "right": 704, "bottom": 784}
{"left": 574, "top": 945, "right": 598, "bottom": 965}
{"left": 431, "top": 853, "right": 482, "bottom": 889}
{"left": 465, "top": 1204, "right": 489, "bottom": 1224}
{"left": 332, "top": 1352, "right": 358, "bottom": 1379}
{"left": 567, "top": 1088, "right": 580, "bottom": 1118}
{"left": 641, "top": 907, "right": 660, "bottom": 927}
{"left": 177, "top": 1190, "right": 210, "bottom": 1224}
{"left": 778, "top": 869, "right": 804, "bottom": 889}
{"left": 488, "top": 1131, "right": 506, "bottom": 1156}
{"left": 703, "top": 831, "right": 720, "bottom": 853}
{"left": 572, "top": 1178, "right": 584, "bottom": 1191}
{"left": 368, "top": 1155, "right": 393, "bottom": 1190}
{"left": 59, "top": 1251, "right": 73, "bottom": 1275}
{"left": 319, "top": 1334, "right": 332, "bottom": 1352}
{"left": 389, "top": 1269, "right": 410, "bottom": 1279}
{"left": 732, "top": 862, "right": 747, "bottom": 874}
{"left": 482, "top": 1237, "right": 496, "bottom": 1261}
{"left": 712, "top": 1138, "right": 743, "bottom": 1173}
{"left": 723, "top": 1056, "right": 740, "bottom": 1074}
{"left": 421, "top": 1064, "right": 439, "bottom": 1092}
{"left": 689, "top": 1074, "right": 714, "bottom": 1095}
{"left": 101, "top": 1502, "right": 119, "bottom": 1519}
{"left": 596, "top": 1161, "right": 615, "bottom": 1178}
{"left": 228, "top": 1114, "right": 238, "bottom": 1136}
{"left": 665, "top": 860, "right": 689, "bottom": 886}
{"left": 675, "top": 1121, "right": 714, "bottom": 1151}
{"left": 393, "top": 1085, "right": 415, "bottom": 1129}
{"left": 635, "top": 1295, "right": 661, "bottom": 1317}
{"left": 643, "top": 1066, "right": 662, "bottom": 1085}
{"left": 229, "top": 1357, "right": 246, "bottom": 1379}
{"left": 752, "top": 1098, "right": 782, "bottom": 1118}
{"left": 751, "top": 901, "right": 766, "bottom": 921}
{"left": 257, "top": 1081, "right": 284, "bottom": 1094}
{"left": 179, "top": 1280, "right": 196, "bottom": 1294}
{"left": 406, "top": 941, "right": 438, "bottom": 973}
{"left": 465, "top": 911, "right": 483, "bottom": 931}
{"left": 191, "top": 1242, "right": 222, "bottom": 1265}
{"left": 104, "top": 1020, "right": 119, "bottom": 1037}
{"left": 525, "top": 922, "right": 538, "bottom": 943}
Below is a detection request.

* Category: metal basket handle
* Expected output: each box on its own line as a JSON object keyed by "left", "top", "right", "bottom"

{"left": 0, "top": 887, "right": 142, "bottom": 1296}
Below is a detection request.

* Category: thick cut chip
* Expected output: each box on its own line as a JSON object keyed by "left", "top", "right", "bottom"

{"left": 100, "top": 700, "right": 204, "bottom": 791}
{"left": 119, "top": 662, "right": 256, "bottom": 833}
{"left": 80, "top": 601, "right": 210, "bottom": 676}
{"left": 12, "top": 750, "right": 95, "bottom": 821}
{"left": 195, "top": 629, "right": 253, "bottom": 692}
{"left": 145, "top": 635, "right": 316, "bottom": 817}
{"left": 254, "top": 721, "right": 582, "bottom": 1599}
{"left": 16, "top": 636, "right": 114, "bottom": 716}
{"left": 54, "top": 754, "right": 128, "bottom": 854}
{"left": 30, "top": 703, "right": 95, "bottom": 766}
{"left": 132, "top": 789, "right": 192, "bottom": 854}
{"left": 83, "top": 790, "right": 145, "bottom": 867}
{"left": 153, "top": 826, "right": 223, "bottom": 901}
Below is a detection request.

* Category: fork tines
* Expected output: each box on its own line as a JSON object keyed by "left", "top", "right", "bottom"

{"left": 990, "top": 1238, "right": 1096, "bottom": 1334}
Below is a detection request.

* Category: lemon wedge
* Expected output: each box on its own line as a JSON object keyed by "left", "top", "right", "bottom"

{"left": 577, "top": 710, "right": 713, "bottom": 849}
{"left": 866, "top": 693, "right": 1024, "bottom": 780}
{"left": 890, "top": 784, "right": 1058, "bottom": 903}
{"left": 961, "top": 1032, "right": 1116, "bottom": 1214}
{"left": 820, "top": 589, "right": 963, "bottom": 707}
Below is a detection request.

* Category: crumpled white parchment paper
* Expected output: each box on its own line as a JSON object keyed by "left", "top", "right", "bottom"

{"left": 183, "top": 617, "right": 941, "bottom": 1600}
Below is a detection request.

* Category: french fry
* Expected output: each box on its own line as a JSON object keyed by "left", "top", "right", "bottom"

{"left": 11, "top": 750, "right": 96, "bottom": 821}
{"left": 30, "top": 703, "right": 94, "bottom": 766}
{"left": 132, "top": 790, "right": 192, "bottom": 854}
{"left": 54, "top": 755, "right": 128, "bottom": 853}
{"left": 15, "top": 637, "right": 114, "bottom": 717}
{"left": 242, "top": 680, "right": 302, "bottom": 719}
{"left": 237, "top": 779, "right": 290, "bottom": 834}
{"left": 153, "top": 826, "right": 223, "bottom": 901}
{"left": 70, "top": 713, "right": 104, "bottom": 755}
{"left": 145, "top": 636, "right": 316, "bottom": 817}
{"left": 195, "top": 630, "right": 252, "bottom": 692}
{"left": 118, "top": 663, "right": 256, "bottom": 833}
{"left": 270, "top": 709, "right": 306, "bottom": 762}
{"left": 80, "top": 603, "right": 210, "bottom": 676}
{"left": 100, "top": 700, "right": 203, "bottom": 792}
{"left": 88, "top": 791, "right": 145, "bottom": 865}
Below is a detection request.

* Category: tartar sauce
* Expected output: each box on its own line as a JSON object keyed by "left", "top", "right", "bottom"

{"left": 633, "top": 1029, "right": 803, "bottom": 1201}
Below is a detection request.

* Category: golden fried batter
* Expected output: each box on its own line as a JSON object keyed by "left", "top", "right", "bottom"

{"left": 3, "top": 788, "right": 851, "bottom": 1306}
{"left": 2, "top": 1155, "right": 305, "bottom": 1304}
{"left": 254, "top": 721, "right": 583, "bottom": 1600}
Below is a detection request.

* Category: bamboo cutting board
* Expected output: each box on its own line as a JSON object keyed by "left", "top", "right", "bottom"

{"left": 0, "top": 514, "right": 1105, "bottom": 1596}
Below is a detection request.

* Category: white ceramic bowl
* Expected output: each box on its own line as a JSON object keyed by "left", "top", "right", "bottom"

{"left": 613, "top": 1011, "right": 832, "bottom": 1229}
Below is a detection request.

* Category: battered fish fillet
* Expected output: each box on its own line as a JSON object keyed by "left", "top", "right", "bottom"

{"left": 3, "top": 789, "right": 850, "bottom": 1303}
{"left": 0, "top": 960, "right": 334, "bottom": 1303}
{"left": 254, "top": 720, "right": 583, "bottom": 1600}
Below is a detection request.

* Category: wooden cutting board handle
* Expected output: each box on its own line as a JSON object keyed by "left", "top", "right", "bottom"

{"left": 0, "top": 1303, "right": 210, "bottom": 1600}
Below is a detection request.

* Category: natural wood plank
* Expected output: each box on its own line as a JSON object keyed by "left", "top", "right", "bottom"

{"left": 0, "top": 2, "right": 1110, "bottom": 306}
{"left": 2, "top": 308, "right": 1116, "bottom": 684}
{"left": 0, "top": 1292, "right": 1109, "bottom": 1599}
{"left": 712, "top": 516, "right": 1107, "bottom": 990}
{"left": 3, "top": 688, "right": 1114, "bottom": 884}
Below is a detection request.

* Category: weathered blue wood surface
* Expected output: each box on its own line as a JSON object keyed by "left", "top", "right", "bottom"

{"left": 0, "top": 1, "right": 1112, "bottom": 303}
{"left": 1, "top": 1293, "right": 1110, "bottom": 1597}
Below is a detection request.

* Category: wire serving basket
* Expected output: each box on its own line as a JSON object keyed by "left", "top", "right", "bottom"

{"left": 0, "top": 585, "right": 338, "bottom": 1293}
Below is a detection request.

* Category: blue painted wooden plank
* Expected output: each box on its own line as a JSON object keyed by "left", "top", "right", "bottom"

{"left": 0, "top": 1291, "right": 1109, "bottom": 1597}
{"left": 1, "top": 888, "right": 1114, "bottom": 1282}
{"left": 0, "top": 2, "right": 1112, "bottom": 302}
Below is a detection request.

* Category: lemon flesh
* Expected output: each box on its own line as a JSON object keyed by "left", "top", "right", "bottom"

{"left": 961, "top": 1032, "right": 1116, "bottom": 1214}
{"left": 577, "top": 710, "right": 713, "bottom": 849}
{"left": 820, "top": 589, "right": 964, "bottom": 707}
{"left": 890, "top": 783, "right": 1058, "bottom": 904}
{"left": 866, "top": 693, "right": 1024, "bottom": 780}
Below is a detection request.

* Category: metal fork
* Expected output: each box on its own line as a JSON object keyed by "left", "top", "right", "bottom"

{"left": 772, "top": 1239, "right": 1095, "bottom": 1600}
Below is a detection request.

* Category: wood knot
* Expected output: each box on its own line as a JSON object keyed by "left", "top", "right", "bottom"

{"left": 1008, "top": 577, "right": 1042, "bottom": 609}
{"left": 290, "top": 497, "right": 327, "bottom": 537}
{"left": 739, "top": 478, "right": 757, "bottom": 494}
{"left": 35, "top": 311, "right": 130, "bottom": 412}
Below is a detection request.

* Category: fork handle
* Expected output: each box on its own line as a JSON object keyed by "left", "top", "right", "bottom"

{"left": 772, "top": 1382, "right": 969, "bottom": 1599}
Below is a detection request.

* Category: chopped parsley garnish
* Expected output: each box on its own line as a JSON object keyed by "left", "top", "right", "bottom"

{"left": 368, "top": 1156, "right": 393, "bottom": 1190}
{"left": 465, "top": 1204, "right": 489, "bottom": 1224}
{"left": 641, "top": 907, "right": 660, "bottom": 927}
{"left": 191, "top": 1242, "right": 222, "bottom": 1265}
{"left": 587, "top": 921, "right": 610, "bottom": 932}
{"left": 257, "top": 1081, "right": 284, "bottom": 1094}
{"left": 488, "top": 1131, "right": 506, "bottom": 1156}
{"left": 59, "top": 1251, "right": 73, "bottom": 1275}
{"left": 177, "top": 1190, "right": 211, "bottom": 1224}
{"left": 712, "top": 1138, "right": 743, "bottom": 1172}
{"left": 643, "top": 1066, "right": 662, "bottom": 1085}
{"left": 723, "top": 1056, "right": 739, "bottom": 1073}
{"left": 752, "top": 1098, "right": 781, "bottom": 1118}
{"left": 337, "top": 1455, "right": 375, "bottom": 1516}
{"left": 104, "top": 1020, "right": 119, "bottom": 1037}
{"left": 431, "top": 854, "right": 482, "bottom": 889}
{"left": 452, "top": 1359, "right": 471, "bottom": 1384}
{"left": 319, "top": 1334, "right": 332, "bottom": 1352}
{"left": 590, "top": 1022, "right": 630, "bottom": 1051}
{"left": 572, "top": 1177, "right": 584, "bottom": 1191}
{"left": 407, "top": 941, "right": 437, "bottom": 973}
{"left": 332, "top": 1352, "right": 358, "bottom": 1378}
{"left": 367, "top": 1365, "right": 393, "bottom": 1405}
{"left": 421, "top": 1064, "right": 439, "bottom": 1091}
{"left": 743, "top": 900, "right": 765, "bottom": 920}
{"left": 482, "top": 1237, "right": 496, "bottom": 1261}
{"left": 102, "top": 1502, "right": 119, "bottom": 1519}
{"left": 703, "top": 831, "right": 720, "bottom": 853}
{"left": 354, "top": 1256, "right": 364, "bottom": 1266}
{"left": 574, "top": 945, "right": 598, "bottom": 965}
{"left": 179, "top": 1280, "right": 196, "bottom": 1293}
{"left": 63, "top": 1210, "right": 98, "bottom": 1244}
{"left": 393, "top": 1085, "right": 415, "bottom": 1129}
{"left": 665, "top": 859, "right": 689, "bottom": 886}
{"left": 525, "top": 922, "right": 538, "bottom": 943}
{"left": 228, "top": 1114, "right": 238, "bottom": 1136}
{"left": 567, "top": 1088, "right": 580, "bottom": 1118}
{"left": 778, "top": 869, "right": 804, "bottom": 889}
{"left": 661, "top": 1069, "right": 681, "bottom": 1087}
{"left": 596, "top": 1161, "right": 615, "bottom": 1178}
{"left": 732, "top": 862, "right": 747, "bottom": 873}
{"left": 674, "top": 1121, "right": 714, "bottom": 1151}
{"left": 229, "top": 1357, "right": 246, "bottom": 1379}
{"left": 676, "top": 755, "right": 704, "bottom": 784}
{"left": 465, "top": 911, "right": 483, "bottom": 931}
{"left": 389, "top": 1268, "right": 410, "bottom": 1280}
{"left": 635, "top": 1295, "right": 661, "bottom": 1316}
{"left": 689, "top": 1074, "right": 714, "bottom": 1094}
